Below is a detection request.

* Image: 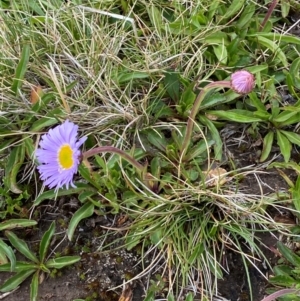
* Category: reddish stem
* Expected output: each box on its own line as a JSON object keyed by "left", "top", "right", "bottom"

{"left": 83, "top": 146, "right": 145, "bottom": 172}
{"left": 260, "top": 289, "right": 299, "bottom": 301}
{"left": 260, "top": 0, "right": 278, "bottom": 31}
{"left": 180, "top": 80, "right": 231, "bottom": 160}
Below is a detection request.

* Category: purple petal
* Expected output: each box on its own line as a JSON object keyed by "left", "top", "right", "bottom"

{"left": 35, "top": 120, "right": 87, "bottom": 191}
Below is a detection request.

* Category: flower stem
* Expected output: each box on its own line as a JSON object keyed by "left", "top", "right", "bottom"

{"left": 259, "top": 0, "right": 278, "bottom": 31}
{"left": 180, "top": 80, "right": 231, "bottom": 160}
{"left": 83, "top": 146, "right": 145, "bottom": 173}
{"left": 260, "top": 289, "right": 299, "bottom": 301}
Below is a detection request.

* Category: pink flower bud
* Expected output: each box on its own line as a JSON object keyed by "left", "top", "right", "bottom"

{"left": 230, "top": 70, "right": 255, "bottom": 94}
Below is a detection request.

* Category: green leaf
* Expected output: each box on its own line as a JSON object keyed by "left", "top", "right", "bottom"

{"left": 28, "top": 2, "right": 45, "bottom": 16}
{"left": 147, "top": 130, "right": 167, "bottom": 152}
{"left": 276, "top": 130, "right": 292, "bottom": 163}
{"left": 24, "top": 136, "right": 35, "bottom": 159}
{"left": 204, "top": 31, "right": 228, "bottom": 44}
{"left": 0, "top": 239, "right": 16, "bottom": 271}
{"left": 246, "top": 64, "right": 269, "bottom": 74}
{"left": 0, "top": 248, "right": 8, "bottom": 265}
{"left": 6, "top": 231, "right": 39, "bottom": 264}
{"left": 199, "top": 115, "right": 222, "bottom": 160}
{"left": 67, "top": 202, "right": 94, "bottom": 241}
{"left": 143, "top": 291, "right": 155, "bottom": 301}
{"left": 253, "top": 111, "right": 270, "bottom": 121}
{"left": 117, "top": 72, "right": 149, "bottom": 84}
{"left": 5, "top": 143, "right": 26, "bottom": 194}
{"left": 269, "top": 161, "right": 300, "bottom": 174}
{"left": 248, "top": 92, "right": 267, "bottom": 112}
{"left": 286, "top": 73, "right": 297, "bottom": 96}
{"left": 0, "top": 262, "right": 38, "bottom": 272}
{"left": 150, "top": 157, "right": 161, "bottom": 179}
{"left": 167, "top": 293, "right": 175, "bottom": 301}
{"left": 281, "top": 1, "right": 290, "bottom": 18}
{"left": 78, "top": 191, "right": 96, "bottom": 203}
{"left": 178, "top": 84, "right": 196, "bottom": 116}
{"left": 0, "top": 269, "right": 35, "bottom": 293}
{"left": 292, "top": 176, "right": 300, "bottom": 212}
{"left": 33, "top": 183, "right": 96, "bottom": 206}
{"left": 147, "top": 6, "right": 162, "bottom": 34}
{"left": 279, "top": 113, "right": 300, "bottom": 127}
{"left": 248, "top": 33, "right": 300, "bottom": 46}
{"left": 78, "top": 165, "right": 101, "bottom": 190}
{"left": 0, "top": 219, "right": 37, "bottom": 231}
{"left": 290, "top": 58, "right": 300, "bottom": 90}
{"left": 150, "top": 229, "right": 163, "bottom": 246}
{"left": 236, "top": 2, "right": 255, "bottom": 29}
{"left": 200, "top": 92, "right": 227, "bottom": 110}
{"left": 185, "top": 293, "right": 194, "bottom": 301}
{"left": 11, "top": 44, "right": 30, "bottom": 95}
{"left": 39, "top": 221, "right": 55, "bottom": 263}
{"left": 223, "top": 0, "right": 245, "bottom": 19}
{"left": 30, "top": 271, "right": 39, "bottom": 301}
{"left": 260, "top": 131, "right": 274, "bottom": 162}
{"left": 206, "top": 110, "right": 263, "bottom": 123}
{"left": 163, "top": 70, "right": 180, "bottom": 102}
{"left": 30, "top": 117, "right": 58, "bottom": 132}
{"left": 269, "top": 274, "right": 299, "bottom": 287}
{"left": 278, "top": 241, "right": 300, "bottom": 267}
{"left": 291, "top": 58, "right": 300, "bottom": 77}
{"left": 280, "top": 131, "right": 300, "bottom": 147}
{"left": 274, "top": 265, "right": 293, "bottom": 276}
{"left": 213, "top": 43, "right": 227, "bottom": 64}
{"left": 272, "top": 111, "right": 299, "bottom": 123}
{"left": 45, "top": 256, "right": 81, "bottom": 269}
{"left": 255, "top": 36, "right": 288, "bottom": 68}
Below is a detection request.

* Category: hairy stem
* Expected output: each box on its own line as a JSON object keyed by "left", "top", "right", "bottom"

{"left": 260, "top": 289, "right": 299, "bottom": 301}
{"left": 180, "top": 80, "right": 231, "bottom": 160}
{"left": 260, "top": 0, "right": 278, "bottom": 31}
{"left": 83, "top": 146, "right": 145, "bottom": 173}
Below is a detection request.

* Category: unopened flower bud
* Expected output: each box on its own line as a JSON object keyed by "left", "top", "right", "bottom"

{"left": 230, "top": 70, "right": 255, "bottom": 94}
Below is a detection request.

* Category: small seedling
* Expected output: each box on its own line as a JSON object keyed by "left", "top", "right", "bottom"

{"left": 0, "top": 221, "right": 80, "bottom": 301}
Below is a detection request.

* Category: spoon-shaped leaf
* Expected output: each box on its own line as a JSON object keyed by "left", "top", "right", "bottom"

{"left": 30, "top": 271, "right": 39, "bottom": 301}
{"left": 0, "top": 239, "right": 16, "bottom": 271}
{"left": 39, "top": 221, "right": 55, "bottom": 263}
{"left": 6, "top": 231, "right": 39, "bottom": 264}
{"left": 67, "top": 202, "right": 94, "bottom": 241}
{"left": 45, "top": 256, "right": 81, "bottom": 269}
{"left": 0, "top": 269, "right": 35, "bottom": 293}
{"left": 0, "top": 219, "right": 37, "bottom": 231}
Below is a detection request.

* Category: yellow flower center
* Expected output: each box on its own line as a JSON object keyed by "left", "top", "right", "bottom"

{"left": 58, "top": 144, "right": 74, "bottom": 170}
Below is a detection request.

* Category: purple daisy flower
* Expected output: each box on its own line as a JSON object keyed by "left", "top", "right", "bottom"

{"left": 35, "top": 120, "right": 87, "bottom": 191}
{"left": 230, "top": 70, "right": 255, "bottom": 94}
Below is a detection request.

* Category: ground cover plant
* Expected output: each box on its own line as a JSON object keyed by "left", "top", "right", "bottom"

{"left": 1, "top": 0, "right": 300, "bottom": 300}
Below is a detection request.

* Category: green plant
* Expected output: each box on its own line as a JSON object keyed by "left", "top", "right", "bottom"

{"left": 267, "top": 161, "right": 300, "bottom": 217}
{"left": 265, "top": 241, "right": 300, "bottom": 301}
{"left": 0, "top": 221, "right": 80, "bottom": 300}
{"left": 0, "top": 219, "right": 37, "bottom": 271}
{"left": 207, "top": 78, "right": 300, "bottom": 163}
{"left": 1, "top": 0, "right": 300, "bottom": 299}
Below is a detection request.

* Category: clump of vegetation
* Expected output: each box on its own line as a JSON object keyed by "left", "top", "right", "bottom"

{"left": 1, "top": 0, "right": 300, "bottom": 300}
